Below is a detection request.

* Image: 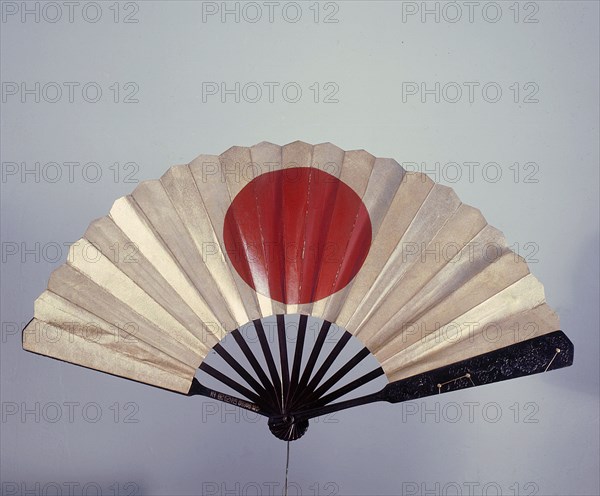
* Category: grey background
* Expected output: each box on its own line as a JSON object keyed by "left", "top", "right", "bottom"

{"left": 1, "top": 1, "right": 598, "bottom": 495}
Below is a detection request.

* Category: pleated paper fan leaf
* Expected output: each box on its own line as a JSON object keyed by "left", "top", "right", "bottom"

{"left": 23, "top": 141, "right": 573, "bottom": 441}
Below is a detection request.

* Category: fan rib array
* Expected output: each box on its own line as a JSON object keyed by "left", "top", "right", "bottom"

{"left": 198, "top": 315, "right": 384, "bottom": 424}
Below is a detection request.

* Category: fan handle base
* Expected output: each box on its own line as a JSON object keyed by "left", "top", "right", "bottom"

{"left": 268, "top": 415, "right": 309, "bottom": 441}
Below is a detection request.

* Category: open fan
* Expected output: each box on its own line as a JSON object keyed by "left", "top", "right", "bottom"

{"left": 23, "top": 141, "right": 573, "bottom": 441}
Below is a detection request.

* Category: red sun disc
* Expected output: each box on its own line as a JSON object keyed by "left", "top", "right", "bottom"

{"left": 223, "top": 167, "right": 372, "bottom": 305}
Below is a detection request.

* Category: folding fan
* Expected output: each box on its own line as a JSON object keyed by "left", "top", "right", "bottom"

{"left": 23, "top": 141, "right": 573, "bottom": 441}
